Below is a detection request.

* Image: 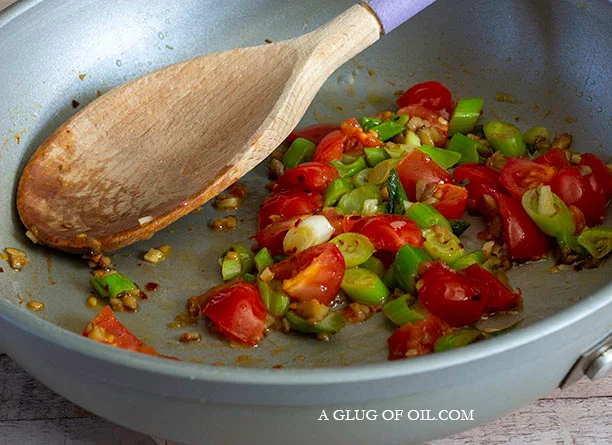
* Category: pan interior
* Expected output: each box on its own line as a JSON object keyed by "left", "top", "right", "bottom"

{"left": 0, "top": 0, "right": 610, "bottom": 368}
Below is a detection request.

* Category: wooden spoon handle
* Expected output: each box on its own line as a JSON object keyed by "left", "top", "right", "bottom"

{"left": 364, "top": 0, "right": 437, "bottom": 33}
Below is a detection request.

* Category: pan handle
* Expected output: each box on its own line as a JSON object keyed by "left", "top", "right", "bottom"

{"left": 560, "top": 331, "right": 612, "bottom": 388}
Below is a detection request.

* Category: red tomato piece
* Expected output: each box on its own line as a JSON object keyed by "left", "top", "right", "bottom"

{"left": 498, "top": 194, "right": 549, "bottom": 261}
{"left": 312, "top": 129, "right": 344, "bottom": 163}
{"left": 274, "top": 162, "right": 339, "bottom": 194}
{"left": 580, "top": 153, "right": 612, "bottom": 199}
{"left": 201, "top": 280, "right": 267, "bottom": 346}
{"left": 83, "top": 306, "right": 160, "bottom": 356}
{"left": 418, "top": 261, "right": 487, "bottom": 327}
{"left": 551, "top": 167, "right": 607, "bottom": 226}
{"left": 465, "top": 182, "right": 505, "bottom": 220}
{"left": 346, "top": 214, "right": 423, "bottom": 255}
{"left": 270, "top": 243, "right": 345, "bottom": 305}
{"left": 255, "top": 215, "right": 309, "bottom": 256}
{"left": 568, "top": 204, "right": 586, "bottom": 234}
{"left": 500, "top": 158, "right": 556, "bottom": 201}
{"left": 340, "top": 117, "right": 382, "bottom": 152}
{"left": 387, "top": 312, "right": 451, "bottom": 360}
{"left": 462, "top": 264, "right": 521, "bottom": 312}
{"left": 288, "top": 123, "right": 339, "bottom": 144}
{"left": 396, "top": 149, "right": 453, "bottom": 201}
{"left": 258, "top": 188, "right": 323, "bottom": 230}
{"left": 432, "top": 184, "right": 469, "bottom": 220}
{"left": 396, "top": 81, "right": 454, "bottom": 116}
{"left": 453, "top": 163, "right": 501, "bottom": 188}
{"left": 396, "top": 104, "right": 449, "bottom": 146}
{"left": 533, "top": 148, "right": 570, "bottom": 170}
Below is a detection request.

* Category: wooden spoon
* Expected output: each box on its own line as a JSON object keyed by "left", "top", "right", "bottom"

{"left": 17, "top": 0, "right": 435, "bottom": 253}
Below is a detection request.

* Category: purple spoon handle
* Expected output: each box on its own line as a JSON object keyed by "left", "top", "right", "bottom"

{"left": 364, "top": 0, "right": 436, "bottom": 34}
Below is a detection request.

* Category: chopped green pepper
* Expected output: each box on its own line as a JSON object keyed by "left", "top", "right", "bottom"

{"left": 386, "top": 168, "right": 408, "bottom": 214}
{"left": 364, "top": 147, "right": 389, "bottom": 167}
{"left": 221, "top": 252, "right": 242, "bottom": 280}
{"left": 383, "top": 295, "right": 427, "bottom": 326}
{"left": 282, "top": 138, "right": 316, "bottom": 169}
{"left": 483, "top": 121, "right": 527, "bottom": 157}
{"left": 447, "top": 133, "right": 482, "bottom": 165}
{"left": 331, "top": 156, "right": 367, "bottom": 178}
{"left": 577, "top": 227, "right": 612, "bottom": 259}
{"left": 383, "top": 143, "right": 414, "bottom": 159}
{"left": 354, "top": 168, "right": 371, "bottom": 187}
{"left": 371, "top": 121, "right": 405, "bottom": 141}
{"left": 323, "top": 178, "right": 354, "bottom": 207}
{"left": 341, "top": 267, "right": 391, "bottom": 305}
{"left": 417, "top": 145, "right": 462, "bottom": 169}
{"left": 231, "top": 244, "right": 254, "bottom": 275}
{"left": 90, "top": 271, "right": 138, "bottom": 299}
{"left": 257, "top": 279, "right": 289, "bottom": 316}
{"left": 242, "top": 273, "right": 257, "bottom": 283}
{"left": 451, "top": 250, "right": 485, "bottom": 270}
{"left": 337, "top": 184, "right": 382, "bottom": 214}
{"left": 285, "top": 310, "right": 346, "bottom": 334}
{"left": 404, "top": 202, "right": 451, "bottom": 230}
{"left": 392, "top": 113, "right": 410, "bottom": 127}
{"left": 393, "top": 244, "right": 431, "bottom": 293}
{"left": 361, "top": 256, "right": 386, "bottom": 278}
{"left": 523, "top": 126, "right": 551, "bottom": 153}
{"left": 449, "top": 219, "right": 470, "bottom": 237}
{"left": 382, "top": 265, "right": 398, "bottom": 290}
{"left": 254, "top": 247, "right": 274, "bottom": 274}
{"left": 359, "top": 116, "right": 382, "bottom": 132}
{"left": 433, "top": 328, "right": 483, "bottom": 352}
{"left": 423, "top": 225, "right": 465, "bottom": 265}
{"left": 330, "top": 233, "right": 375, "bottom": 268}
{"left": 368, "top": 158, "right": 401, "bottom": 185}
{"left": 448, "top": 98, "right": 483, "bottom": 136}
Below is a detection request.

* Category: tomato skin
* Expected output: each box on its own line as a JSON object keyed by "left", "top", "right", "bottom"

{"left": 340, "top": 117, "right": 381, "bottom": 151}
{"left": 258, "top": 188, "right": 323, "bottom": 230}
{"left": 201, "top": 280, "right": 267, "bottom": 346}
{"left": 462, "top": 264, "right": 521, "bottom": 312}
{"left": 579, "top": 153, "right": 612, "bottom": 199}
{"left": 465, "top": 182, "right": 505, "bottom": 220}
{"left": 396, "top": 149, "right": 453, "bottom": 201}
{"left": 312, "top": 130, "right": 344, "bottom": 163}
{"left": 288, "top": 123, "right": 339, "bottom": 144}
{"left": 387, "top": 312, "right": 451, "bottom": 360}
{"left": 346, "top": 214, "right": 424, "bottom": 255}
{"left": 453, "top": 163, "right": 501, "bottom": 188}
{"left": 498, "top": 194, "right": 549, "bottom": 261}
{"left": 274, "top": 162, "right": 339, "bottom": 194}
{"left": 551, "top": 167, "right": 607, "bottom": 226}
{"left": 255, "top": 215, "right": 308, "bottom": 256}
{"left": 534, "top": 148, "right": 570, "bottom": 170}
{"left": 432, "top": 184, "right": 468, "bottom": 220}
{"left": 418, "top": 261, "right": 486, "bottom": 327}
{"left": 270, "top": 243, "right": 345, "bottom": 305}
{"left": 396, "top": 104, "right": 449, "bottom": 146}
{"left": 83, "top": 306, "right": 160, "bottom": 356}
{"left": 396, "top": 81, "right": 454, "bottom": 115}
{"left": 500, "top": 158, "right": 556, "bottom": 201}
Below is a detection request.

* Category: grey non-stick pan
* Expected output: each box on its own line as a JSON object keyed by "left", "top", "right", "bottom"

{"left": 0, "top": 0, "right": 610, "bottom": 443}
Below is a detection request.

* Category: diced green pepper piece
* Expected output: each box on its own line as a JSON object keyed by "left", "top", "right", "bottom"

{"left": 221, "top": 253, "right": 242, "bottom": 280}
{"left": 417, "top": 145, "right": 461, "bottom": 169}
{"left": 341, "top": 153, "right": 361, "bottom": 164}
{"left": 447, "top": 133, "right": 482, "bottom": 165}
{"left": 405, "top": 202, "right": 451, "bottom": 230}
{"left": 254, "top": 248, "right": 274, "bottom": 274}
{"left": 433, "top": 328, "right": 483, "bottom": 352}
{"left": 331, "top": 156, "right": 368, "bottom": 178}
{"left": 483, "top": 121, "right": 527, "bottom": 157}
{"left": 523, "top": 126, "right": 551, "bottom": 153}
{"left": 577, "top": 227, "right": 612, "bottom": 259}
{"left": 384, "top": 143, "right": 414, "bottom": 159}
{"left": 285, "top": 310, "right": 345, "bottom": 334}
{"left": 423, "top": 225, "right": 465, "bottom": 265}
{"left": 393, "top": 244, "right": 431, "bottom": 293}
{"left": 341, "top": 267, "right": 390, "bottom": 305}
{"left": 337, "top": 184, "right": 382, "bottom": 214}
{"left": 449, "top": 219, "right": 470, "bottom": 237}
{"left": 521, "top": 186, "right": 575, "bottom": 238}
{"left": 242, "top": 273, "right": 257, "bottom": 283}
{"left": 383, "top": 295, "right": 427, "bottom": 326}
{"left": 360, "top": 116, "right": 382, "bottom": 132}
{"left": 393, "top": 114, "right": 410, "bottom": 127}
{"left": 323, "top": 178, "right": 354, "bottom": 207}
{"left": 257, "top": 279, "right": 289, "bottom": 316}
{"left": 451, "top": 250, "right": 485, "bottom": 270}
{"left": 282, "top": 138, "right": 316, "bottom": 169}
{"left": 368, "top": 158, "right": 401, "bottom": 185}
{"left": 231, "top": 244, "right": 254, "bottom": 275}
{"left": 364, "top": 147, "right": 389, "bottom": 167}
{"left": 330, "top": 233, "right": 375, "bottom": 268}
{"left": 361, "top": 256, "right": 385, "bottom": 278}
{"left": 354, "top": 168, "right": 371, "bottom": 187}
{"left": 382, "top": 265, "right": 398, "bottom": 290}
{"left": 371, "top": 121, "right": 405, "bottom": 141}
{"left": 448, "top": 98, "right": 483, "bottom": 136}
{"left": 386, "top": 168, "right": 408, "bottom": 214}
{"left": 90, "top": 271, "right": 138, "bottom": 299}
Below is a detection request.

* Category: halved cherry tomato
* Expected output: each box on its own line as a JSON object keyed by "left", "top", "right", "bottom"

{"left": 418, "top": 261, "right": 486, "bottom": 327}
{"left": 498, "top": 194, "right": 549, "bottom": 261}
{"left": 387, "top": 312, "right": 451, "bottom": 360}
{"left": 579, "top": 153, "right": 612, "bottom": 199}
{"left": 258, "top": 188, "right": 323, "bottom": 230}
{"left": 274, "top": 162, "right": 339, "bottom": 194}
{"left": 534, "top": 148, "right": 570, "bottom": 170}
{"left": 345, "top": 214, "right": 423, "bottom": 255}
{"left": 288, "top": 123, "right": 339, "bottom": 144}
{"left": 312, "top": 130, "right": 344, "bottom": 163}
{"left": 431, "top": 184, "right": 469, "bottom": 220}
{"left": 396, "top": 104, "right": 449, "bottom": 146}
{"left": 396, "top": 149, "right": 453, "bottom": 201}
{"left": 462, "top": 264, "right": 521, "bottom": 312}
{"left": 270, "top": 243, "right": 345, "bottom": 305}
{"left": 465, "top": 182, "right": 505, "bottom": 220}
{"left": 202, "top": 280, "right": 267, "bottom": 346}
{"left": 453, "top": 163, "right": 501, "bottom": 188}
{"left": 500, "top": 158, "right": 556, "bottom": 201}
{"left": 83, "top": 306, "right": 160, "bottom": 356}
{"left": 551, "top": 167, "right": 607, "bottom": 226}
{"left": 340, "top": 117, "right": 382, "bottom": 152}
{"left": 396, "top": 81, "right": 454, "bottom": 117}
{"left": 255, "top": 215, "right": 309, "bottom": 256}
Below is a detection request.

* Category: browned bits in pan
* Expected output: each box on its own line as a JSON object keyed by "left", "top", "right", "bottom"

{"left": 27, "top": 301, "right": 45, "bottom": 311}
{"left": 180, "top": 332, "right": 201, "bottom": 343}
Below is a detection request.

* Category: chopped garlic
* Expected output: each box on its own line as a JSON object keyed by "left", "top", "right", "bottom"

{"left": 138, "top": 215, "right": 154, "bottom": 225}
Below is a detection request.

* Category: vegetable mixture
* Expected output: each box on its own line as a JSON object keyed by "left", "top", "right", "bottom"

{"left": 83, "top": 81, "right": 612, "bottom": 361}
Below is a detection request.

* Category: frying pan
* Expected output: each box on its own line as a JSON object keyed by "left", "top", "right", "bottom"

{"left": 0, "top": 0, "right": 611, "bottom": 443}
